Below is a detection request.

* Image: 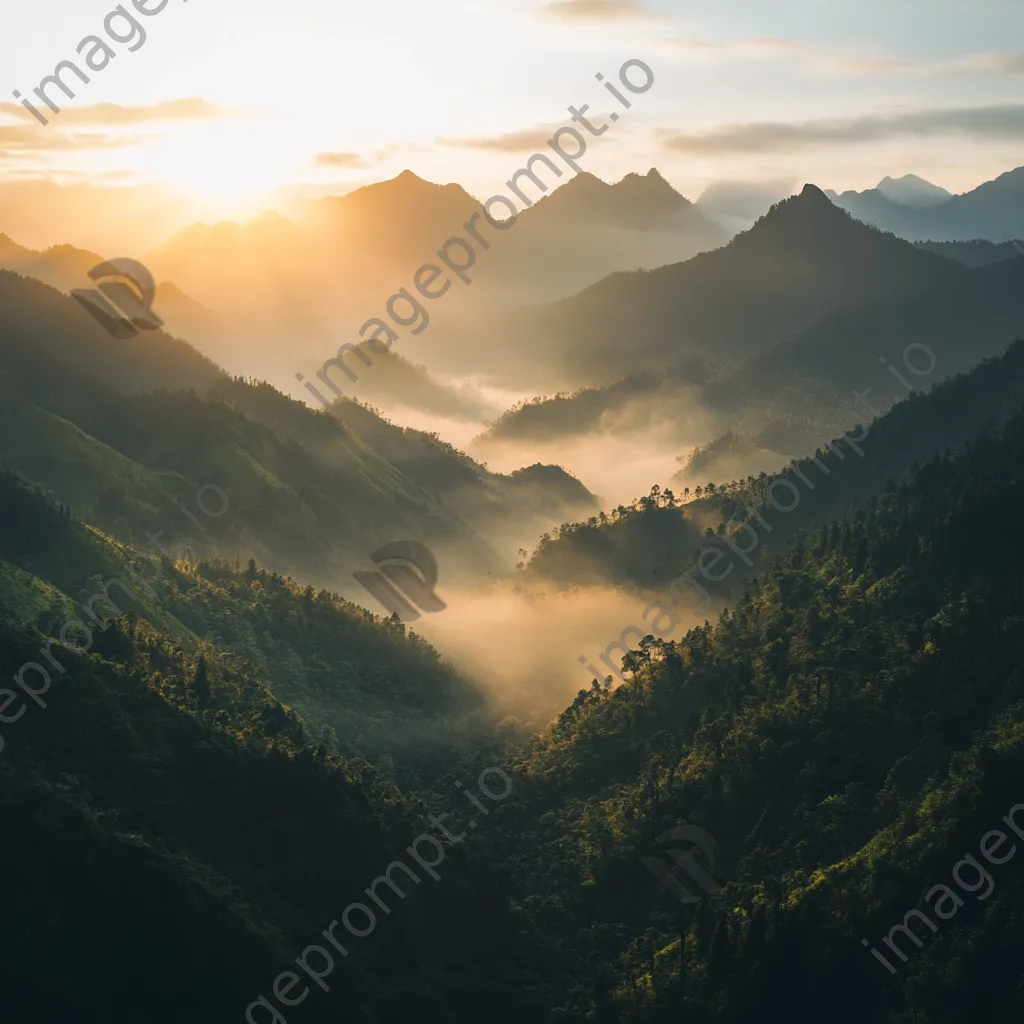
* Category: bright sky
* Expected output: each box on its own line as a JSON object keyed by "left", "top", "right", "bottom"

{"left": 1, "top": 0, "right": 1023, "bottom": 217}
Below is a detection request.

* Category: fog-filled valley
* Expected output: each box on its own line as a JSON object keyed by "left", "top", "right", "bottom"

{"left": 4, "top": 2, "right": 1024, "bottom": 1017}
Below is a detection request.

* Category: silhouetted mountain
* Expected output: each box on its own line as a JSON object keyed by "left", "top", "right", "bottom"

{"left": 0, "top": 234, "right": 223, "bottom": 352}
{"left": 540, "top": 338, "right": 1024, "bottom": 591}
{"left": 525, "top": 168, "right": 719, "bottom": 233}
{"left": 145, "top": 167, "right": 734, "bottom": 398}
{"left": 502, "top": 183, "right": 965, "bottom": 386}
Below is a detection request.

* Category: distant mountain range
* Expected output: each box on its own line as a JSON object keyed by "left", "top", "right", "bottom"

{"left": 506, "top": 183, "right": 968, "bottom": 382}
{"left": 827, "top": 165, "right": 1024, "bottom": 241}
{"left": 147, "top": 168, "right": 727, "bottom": 325}
{"left": 482, "top": 182, "right": 1024, "bottom": 477}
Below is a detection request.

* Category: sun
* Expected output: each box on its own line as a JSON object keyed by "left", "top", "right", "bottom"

{"left": 137, "top": 120, "right": 294, "bottom": 218}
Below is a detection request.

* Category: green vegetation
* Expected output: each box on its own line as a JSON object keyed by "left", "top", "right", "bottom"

{"left": 5, "top": 253, "right": 1024, "bottom": 1021}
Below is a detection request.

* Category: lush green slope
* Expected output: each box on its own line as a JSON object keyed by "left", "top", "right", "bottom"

{"left": 0, "top": 273, "right": 508, "bottom": 582}
{"left": 524, "top": 485, "right": 704, "bottom": 588}
{"left": 0, "top": 469, "right": 487, "bottom": 781}
{"left": 528, "top": 338, "right": 1024, "bottom": 596}
{"left": 0, "top": 272, "right": 595, "bottom": 586}
{"left": 491, "top": 401, "right": 1024, "bottom": 1023}
{"left": 0, "top": 470, "right": 538, "bottom": 1022}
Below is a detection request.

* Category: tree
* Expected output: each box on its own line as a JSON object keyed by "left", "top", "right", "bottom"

{"left": 191, "top": 655, "right": 210, "bottom": 706}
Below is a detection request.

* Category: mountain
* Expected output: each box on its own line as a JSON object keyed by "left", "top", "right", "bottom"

{"left": 9, "top": 181, "right": 1024, "bottom": 1024}
{"left": 313, "top": 169, "right": 483, "bottom": 266}
{"left": 494, "top": 398, "right": 1024, "bottom": 1023}
{"left": 0, "top": 234, "right": 102, "bottom": 290}
{"left": 0, "top": 234, "right": 224, "bottom": 354}
{"left": 532, "top": 338, "right": 1024, "bottom": 593}
{"left": 494, "top": 184, "right": 965, "bottom": 390}
{"left": 0, "top": 272, "right": 594, "bottom": 587}
{"left": 483, "top": 184, "right": 1024, "bottom": 462}
{"left": 145, "top": 167, "right": 733, "bottom": 397}
{"left": 830, "top": 165, "right": 1024, "bottom": 241}
{"left": 523, "top": 168, "right": 718, "bottom": 233}
{"left": 326, "top": 396, "right": 598, "bottom": 541}
{"left": 914, "top": 239, "right": 1021, "bottom": 267}
{"left": 876, "top": 173, "right": 952, "bottom": 207}
{"left": 310, "top": 341, "right": 494, "bottom": 421}
{"left": 0, "top": 470, "right": 537, "bottom": 1021}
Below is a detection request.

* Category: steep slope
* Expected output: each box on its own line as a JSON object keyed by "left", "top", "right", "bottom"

{"left": 0, "top": 272, "right": 505, "bottom": 583}
{"left": 702, "top": 252, "right": 1024, "bottom": 457}
{"left": 514, "top": 184, "right": 965, "bottom": 383}
{"left": 0, "top": 235, "right": 227, "bottom": 360}
{"left": 0, "top": 270, "right": 222, "bottom": 394}
{"left": 487, "top": 191, "right": 1024, "bottom": 454}
{"left": 327, "top": 396, "right": 598, "bottom": 537}
{"left": 526, "top": 338, "right": 1024, "bottom": 593}
{"left": 491, "top": 400, "right": 1024, "bottom": 1023}
{"left": 0, "top": 472, "right": 532, "bottom": 1022}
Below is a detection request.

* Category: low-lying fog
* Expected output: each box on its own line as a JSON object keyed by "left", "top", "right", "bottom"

{"left": 337, "top": 578, "right": 717, "bottom": 726}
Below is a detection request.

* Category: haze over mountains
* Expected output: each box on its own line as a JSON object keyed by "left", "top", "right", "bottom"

{"left": 5, "top": 143, "right": 1024, "bottom": 1023}
{"left": 5, "top": 160, "right": 1024, "bottom": 502}
{"left": 480, "top": 179, "right": 1024, "bottom": 490}
{"left": 827, "top": 165, "right": 1024, "bottom": 242}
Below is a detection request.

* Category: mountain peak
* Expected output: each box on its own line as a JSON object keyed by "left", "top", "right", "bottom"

{"left": 395, "top": 168, "right": 428, "bottom": 185}
{"left": 876, "top": 173, "right": 951, "bottom": 207}
{"left": 799, "top": 183, "right": 831, "bottom": 202}
{"left": 737, "top": 180, "right": 870, "bottom": 248}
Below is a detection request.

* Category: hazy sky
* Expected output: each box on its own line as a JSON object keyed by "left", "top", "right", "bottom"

{"left": 2, "top": 0, "right": 1023, "bottom": 216}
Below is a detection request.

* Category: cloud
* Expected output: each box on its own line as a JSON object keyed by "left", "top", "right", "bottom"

{"left": 0, "top": 97, "right": 235, "bottom": 126}
{"left": 0, "top": 123, "right": 148, "bottom": 155}
{"left": 661, "top": 104, "right": 1024, "bottom": 155}
{"left": 814, "top": 55, "right": 916, "bottom": 75}
{"left": 662, "top": 37, "right": 1024, "bottom": 78}
{"left": 437, "top": 124, "right": 564, "bottom": 153}
{"left": 950, "top": 51, "right": 1024, "bottom": 74}
{"left": 315, "top": 151, "right": 372, "bottom": 169}
{"left": 740, "top": 36, "right": 815, "bottom": 56}
{"left": 537, "top": 0, "right": 664, "bottom": 21}
{"left": 667, "top": 35, "right": 825, "bottom": 58}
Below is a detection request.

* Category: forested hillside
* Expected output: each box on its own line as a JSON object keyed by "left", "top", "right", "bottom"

{"left": 5, "top": 268, "right": 1024, "bottom": 1024}
{"left": 527, "top": 338, "right": 1024, "bottom": 597}
{"left": 0, "top": 272, "right": 593, "bottom": 585}
{"left": 493, "top": 398, "right": 1024, "bottom": 1023}
{"left": 0, "top": 469, "right": 540, "bottom": 1022}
